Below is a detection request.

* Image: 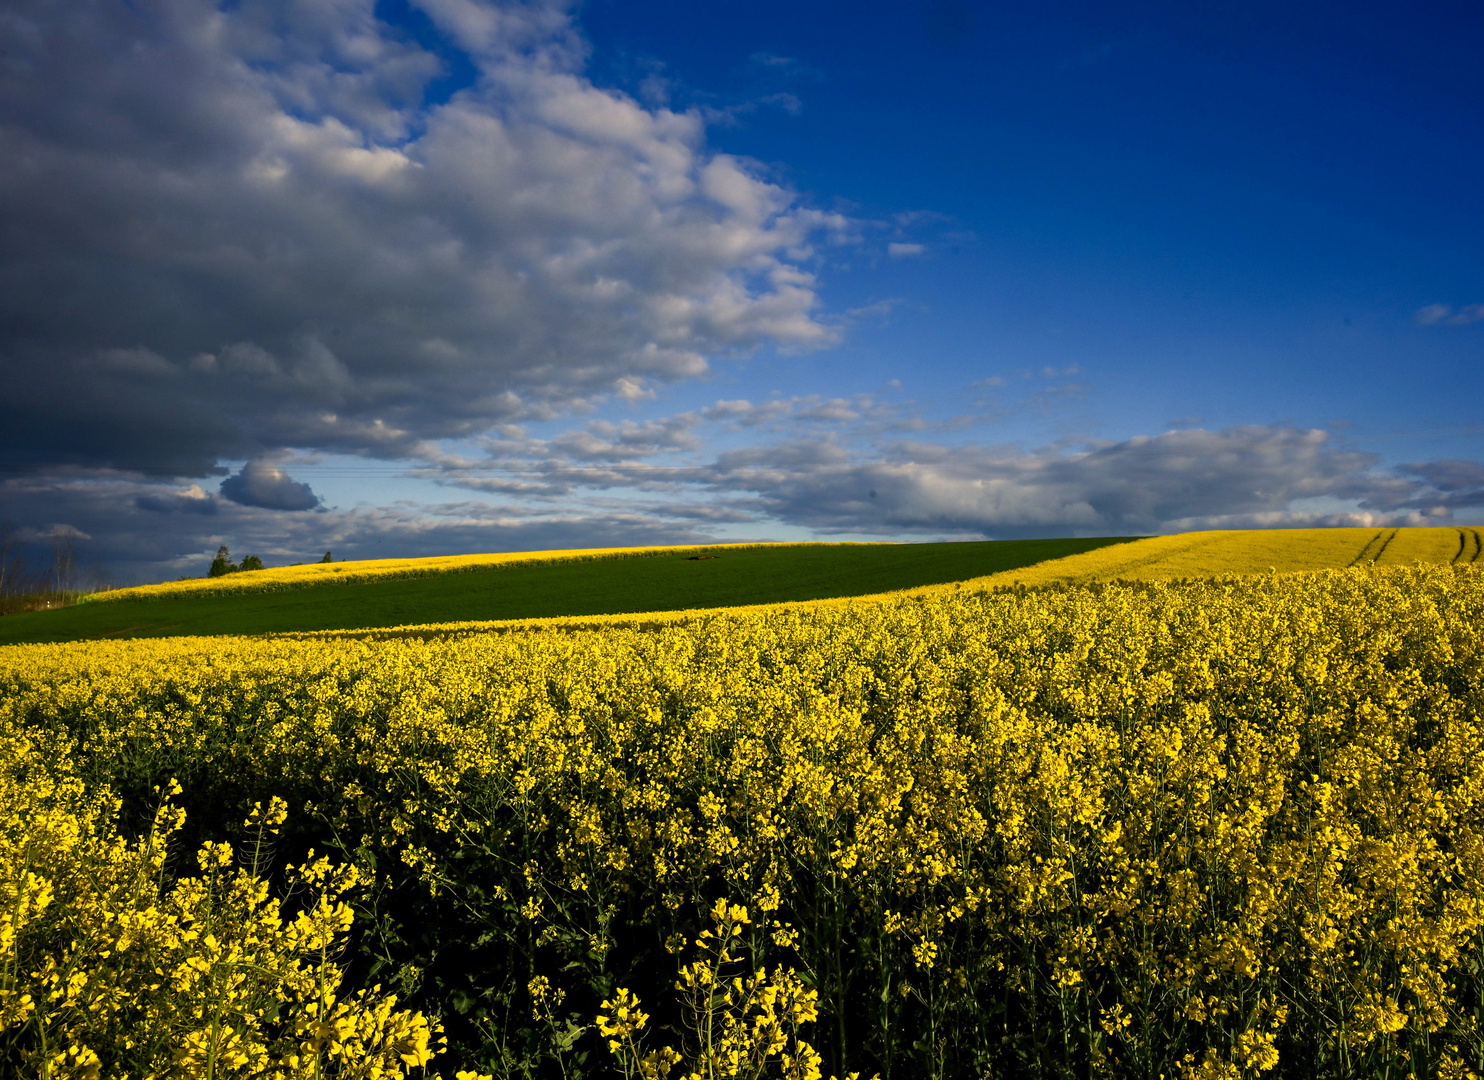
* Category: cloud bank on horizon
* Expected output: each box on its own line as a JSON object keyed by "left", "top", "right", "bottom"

{"left": 1, "top": 0, "right": 1481, "bottom": 581}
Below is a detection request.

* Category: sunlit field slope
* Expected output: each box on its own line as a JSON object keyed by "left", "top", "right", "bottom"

{"left": 0, "top": 537, "right": 1135, "bottom": 645}
{"left": 953, "top": 525, "right": 1483, "bottom": 590}
{"left": 4, "top": 563, "right": 1483, "bottom": 1078}
{"left": 302, "top": 526, "right": 1484, "bottom": 641}
{"left": 97, "top": 544, "right": 751, "bottom": 600}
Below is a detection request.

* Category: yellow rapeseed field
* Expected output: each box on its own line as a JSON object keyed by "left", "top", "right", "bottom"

{"left": 956, "top": 525, "right": 1483, "bottom": 589}
{"left": 285, "top": 527, "right": 1479, "bottom": 644}
{"left": 1375, "top": 527, "right": 1483, "bottom": 567}
{"left": 4, "top": 560, "right": 1484, "bottom": 1078}
{"left": 88, "top": 543, "right": 798, "bottom": 603}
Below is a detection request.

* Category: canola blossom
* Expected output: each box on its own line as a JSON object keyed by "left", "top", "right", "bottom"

{"left": 0, "top": 738, "right": 442, "bottom": 1079}
{"left": 2, "top": 563, "right": 1484, "bottom": 1078}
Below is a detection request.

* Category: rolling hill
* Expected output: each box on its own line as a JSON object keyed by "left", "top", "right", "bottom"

{"left": 0, "top": 537, "right": 1136, "bottom": 644}
{"left": 4, "top": 527, "right": 1477, "bottom": 646}
{"left": 954, "top": 525, "right": 1482, "bottom": 589}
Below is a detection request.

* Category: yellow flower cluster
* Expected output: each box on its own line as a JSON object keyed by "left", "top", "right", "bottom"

{"left": 3, "top": 562, "right": 1484, "bottom": 1078}
{"left": 595, "top": 899, "right": 826, "bottom": 1080}
{"left": 0, "top": 733, "right": 446, "bottom": 1078}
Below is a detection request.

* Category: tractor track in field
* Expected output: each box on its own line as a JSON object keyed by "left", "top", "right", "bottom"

{"left": 1457, "top": 527, "right": 1484, "bottom": 564}
{"left": 1349, "top": 529, "right": 1399, "bottom": 567}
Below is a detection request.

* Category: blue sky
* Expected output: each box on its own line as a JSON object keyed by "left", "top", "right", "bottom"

{"left": 579, "top": 0, "right": 1484, "bottom": 448}
{"left": 1, "top": 0, "right": 1481, "bottom": 581}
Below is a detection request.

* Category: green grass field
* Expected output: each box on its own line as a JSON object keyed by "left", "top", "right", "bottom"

{"left": 0, "top": 537, "right": 1138, "bottom": 645}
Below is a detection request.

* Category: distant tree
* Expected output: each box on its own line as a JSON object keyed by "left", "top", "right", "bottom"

{"left": 319, "top": 551, "right": 333, "bottom": 563}
{"left": 239, "top": 555, "right": 264, "bottom": 572}
{"left": 209, "top": 545, "right": 236, "bottom": 577}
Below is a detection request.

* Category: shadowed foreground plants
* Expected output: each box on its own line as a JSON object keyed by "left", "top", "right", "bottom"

{"left": 0, "top": 735, "right": 444, "bottom": 1078}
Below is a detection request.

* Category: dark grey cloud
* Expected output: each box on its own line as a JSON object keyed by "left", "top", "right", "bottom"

{"left": 10, "top": 523, "right": 92, "bottom": 543}
{"left": 2, "top": 475, "right": 245, "bottom": 583}
{"left": 0, "top": 0, "right": 847, "bottom": 479}
{"left": 694, "top": 426, "right": 1430, "bottom": 536}
{"left": 1396, "top": 460, "right": 1484, "bottom": 508}
{"left": 135, "top": 485, "right": 219, "bottom": 515}
{"left": 6, "top": 421, "right": 1481, "bottom": 584}
{"left": 219, "top": 461, "right": 321, "bottom": 511}
{"left": 1, "top": 472, "right": 724, "bottom": 585}
{"left": 435, "top": 421, "right": 1479, "bottom": 539}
